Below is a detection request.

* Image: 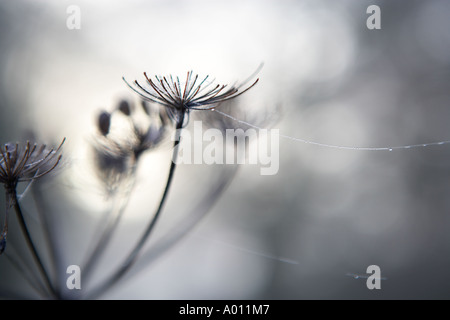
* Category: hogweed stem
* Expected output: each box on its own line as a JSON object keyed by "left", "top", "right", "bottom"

{"left": 87, "top": 110, "right": 186, "bottom": 298}
{"left": 9, "top": 188, "right": 57, "bottom": 298}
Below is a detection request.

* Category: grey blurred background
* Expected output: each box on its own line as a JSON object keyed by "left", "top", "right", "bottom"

{"left": 1, "top": 0, "right": 450, "bottom": 299}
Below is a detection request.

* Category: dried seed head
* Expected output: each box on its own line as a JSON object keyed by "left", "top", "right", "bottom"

{"left": 123, "top": 69, "right": 259, "bottom": 124}
{"left": 92, "top": 138, "right": 134, "bottom": 195}
{"left": 93, "top": 99, "right": 171, "bottom": 194}
{"left": 0, "top": 139, "right": 65, "bottom": 189}
{"left": 131, "top": 119, "right": 166, "bottom": 159}
{"left": 118, "top": 100, "right": 132, "bottom": 116}
{"left": 95, "top": 143, "right": 129, "bottom": 175}
{"left": 98, "top": 111, "right": 111, "bottom": 136}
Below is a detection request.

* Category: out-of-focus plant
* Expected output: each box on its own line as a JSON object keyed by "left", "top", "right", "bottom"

{"left": 0, "top": 69, "right": 262, "bottom": 299}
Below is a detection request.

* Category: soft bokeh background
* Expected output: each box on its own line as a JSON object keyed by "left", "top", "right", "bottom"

{"left": 1, "top": 0, "right": 450, "bottom": 299}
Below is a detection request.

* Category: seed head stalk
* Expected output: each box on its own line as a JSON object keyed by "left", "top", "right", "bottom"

{"left": 87, "top": 109, "right": 186, "bottom": 298}
{"left": 81, "top": 173, "right": 136, "bottom": 285}
{"left": 0, "top": 139, "right": 64, "bottom": 298}
{"left": 7, "top": 185, "right": 57, "bottom": 298}
{"left": 87, "top": 69, "right": 259, "bottom": 298}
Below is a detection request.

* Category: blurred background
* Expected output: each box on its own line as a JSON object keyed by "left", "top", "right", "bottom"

{"left": 1, "top": 0, "right": 450, "bottom": 299}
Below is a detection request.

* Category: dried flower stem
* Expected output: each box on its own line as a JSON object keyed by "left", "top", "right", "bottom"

{"left": 87, "top": 110, "right": 186, "bottom": 299}
{"left": 117, "top": 165, "right": 239, "bottom": 284}
{"left": 3, "top": 250, "right": 47, "bottom": 298}
{"left": 81, "top": 175, "right": 136, "bottom": 284}
{"left": 9, "top": 187, "right": 56, "bottom": 298}
{"left": 31, "top": 184, "right": 63, "bottom": 296}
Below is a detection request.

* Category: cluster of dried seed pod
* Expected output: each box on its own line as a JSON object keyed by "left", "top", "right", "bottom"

{"left": 93, "top": 98, "right": 171, "bottom": 194}
{"left": 0, "top": 140, "right": 64, "bottom": 188}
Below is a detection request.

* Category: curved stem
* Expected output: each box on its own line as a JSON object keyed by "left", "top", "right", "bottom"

{"left": 86, "top": 109, "right": 185, "bottom": 299}
{"left": 31, "top": 183, "right": 62, "bottom": 297}
{"left": 10, "top": 187, "right": 57, "bottom": 299}
{"left": 4, "top": 250, "right": 47, "bottom": 298}
{"left": 116, "top": 165, "right": 239, "bottom": 285}
{"left": 81, "top": 177, "right": 135, "bottom": 285}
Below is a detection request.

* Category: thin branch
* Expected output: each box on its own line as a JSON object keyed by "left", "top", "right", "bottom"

{"left": 11, "top": 188, "right": 57, "bottom": 299}
{"left": 81, "top": 173, "right": 136, "bottom": 285}
{"left": 86, "top": 109, "right": 186, "bottom": 299}
{"left": 115, "top": 164, "right": 239, "bottom": 286}
{"left": 31, "top": 183, "right": 63, "bottom": 296}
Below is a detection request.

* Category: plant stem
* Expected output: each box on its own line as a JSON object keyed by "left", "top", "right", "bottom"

{"left": 10, "top": 188, "right": 57, "bottom": 298}
{"left": 4, "top": 250, "right": 47, "bottom": 298}
{"left": 81, "top": 180, "right": 134, "bottom": 285}
{"left": 87, "top": 110, "right": 185, "bottom": 299}
{"left": 31, "top": 184, "right": 62, "bottom": 297}
{"left": 115, "top": 165, "right": 239, "bottom": 284}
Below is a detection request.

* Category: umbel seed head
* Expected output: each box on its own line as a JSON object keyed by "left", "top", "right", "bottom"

{"left": 0, "top": 139, "right": 65, "bottom": 188}
{"left": 123, "top": 69, "right": 259, "bottom": 123}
